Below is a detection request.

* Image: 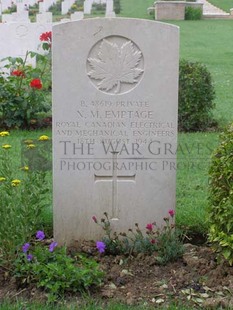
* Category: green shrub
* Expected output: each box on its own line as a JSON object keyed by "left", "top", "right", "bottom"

{"left": 93, "top": 211, "right": 184, "bottom": 265}
{"left": 208, "top": 123, "right": 233, "bottom": 265}
{"left": 114, "top": 0, "right": 121, "bottom": 14}
{"left": 0, "top": 49, "right": 51, "bottom": 128}
{"left": 48, "top": 0, "right": 61, "bottom": 15}
{"left": 92, "top": 3, "right": 106, "bottom": 11}
{"left": 178, "top": 59, "right": 215, "bottom": 132}
{"left": 185, "top": 6, "right": 202, "bottom": 20}
{"left": 14, "top": 232, "right": 104, "bottom": 303}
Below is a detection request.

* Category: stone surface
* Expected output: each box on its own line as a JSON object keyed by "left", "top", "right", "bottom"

{"left": 84, "top": 0, "right": 93, "bottom": 14}
{"left": 36, "top": 12, "right": 53, "bottom": 23}
{"left": 0, "top": 23, "right": 52, "bottom": 63}
{"left": 61, "top": 0, "right": 76, "bottom": 15}
{"left": 155, "top": 1, "right": 186, "bottom": 20}
{"left": 106, "top": 0, "right": 114, "bottom": 14}
{"left": 70, "top": 11, "right": 84, "bottom": 21}
{"left": 53, "top": 18, "right": 179, "bottom": 244}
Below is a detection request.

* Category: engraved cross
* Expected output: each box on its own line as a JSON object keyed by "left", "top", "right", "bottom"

{"left": 94, "top": 152, "right": 136, "bottom": 220}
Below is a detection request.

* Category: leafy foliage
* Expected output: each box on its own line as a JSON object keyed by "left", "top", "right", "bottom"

{"left": 68, "top": 0, "right": 84, "bottom": 13}
{"left": 114, "top": 0, "right": 121, "bottom": 14}
{"left": 0, "top": 51, "right": 51, "bottom": 129}
{"left": 185, "top": 7, "right": 202, "bottom": 20}
{"left": 0, "top": 132, "right": 51, "bottom": 267}
{"left": 48, "top": 0, "right": 62, "bottom": 15}
{"left": 179, "top": 59, "right": 215, "bottom": 132}
{"left": 14, "top": 235, "right": 104, "bottom": 303}
{"left": 93, "top": 211, "right": 184, "bottom": 265}
{"left": 208, "top": 123, "right": 233, "bottom": 265}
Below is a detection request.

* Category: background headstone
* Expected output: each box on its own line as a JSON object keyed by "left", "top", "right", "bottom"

{"left": 0, "top": 23, "right": 52, "bottom": 64}
{"left": 36, "top": 12, "right": 53, "bottom": 23}
{"left": 70, "top": 11, "right": 84, "bottom": 21}
{"left": 53, "top": 18, "right": 179, "bottom": 245}
{"left": 84, "top": 0, "right": 93, "bottom": 14}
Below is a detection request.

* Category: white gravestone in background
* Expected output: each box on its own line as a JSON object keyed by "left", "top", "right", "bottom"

{"left": 61, "top": 0, "right": 76, "bottom": 14}
{"left": 36, "top": 12, "right": 53, "bottom": 23}
{"left": 70, "top": 11, "right": 84, "bottom": 21}
{"left": 105, "top": 0, "right": 115, "bottom": 17}
{"left": 0, "top": 23, "right": 52, "bottom": 64}
{"left": 84, "top": 0, "right": 93, "bottom": 14}
{"left": 53, "top": 18, "right": 179, "bottom": 245}
{"left": 1, "top": 0, "right": 12, "bottom": 11}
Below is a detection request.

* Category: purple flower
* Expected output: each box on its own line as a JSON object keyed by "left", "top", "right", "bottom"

{"left": 36, "top": 230, "right": 45, "bottom": 241}
{"left": 27, "top": 254, "right": 33, "bottom": 261}
{"left": 96, "top": 241, "right": 106, "bottom": 253}
{"left": 22, "top": 243, "right": 30, "bottom": 253}
{"left": 49, "top": 241, "right": 58, "bottom": 252}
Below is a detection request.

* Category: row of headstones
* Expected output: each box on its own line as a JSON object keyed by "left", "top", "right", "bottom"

{"left": 2, "top": 9, "right": 84, "bottom": 23}
{"left": 1, "top": 0, "right": 115, "bottom": 22}
{"left": 82, "top": 0, "right": 115, "bottom": 17}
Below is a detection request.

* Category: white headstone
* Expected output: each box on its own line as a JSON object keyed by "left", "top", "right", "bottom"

{"left": 61, "top": 0, "right": 75, "bottom": 14}
{"left": 36, "top": 12, "right": 53, "bottom": 23}
{"left": 105, "top": 11, "right": 115, "bottom": 17}
{"left": 39, "top": 2, "right": 45, "bottom": 13}
{"left": 12, "top": 11, "right": 30, "bottom": 22}
{"left": 84, "top": 0, "right": 93, "bottom": 14}
{"left": 105, "top": 0, "right": 115, "bottom": 17}
{"left": 2, "top": 14, "right": 15, "bottom": 23}
{"left": 106, "top": 0, "right": 113, "bottom": 13}
{"left": 0, "top": 22, "right": 52, "bottom": 64}
{"left": 70, "top": 11, "right": 84, "bottom": 21}
{"left": 53, "top": 18, "right": 179, "bottom": 245}
{"left": 1, "top": 0, "right": 12, "bottom": 11}
{"left": 16, "top": 2, "right": 25, "bottom": 12}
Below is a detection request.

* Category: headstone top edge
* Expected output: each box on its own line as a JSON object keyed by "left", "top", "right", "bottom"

{"left": 52, "top": 17, "right": 180, "bottom": 32}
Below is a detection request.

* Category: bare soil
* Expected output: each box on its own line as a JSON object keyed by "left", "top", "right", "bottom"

{"left": 0, "top": 242, "right": 233, "bottom": 308}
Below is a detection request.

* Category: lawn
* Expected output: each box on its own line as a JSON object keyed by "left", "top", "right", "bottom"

{"left": 119, "top": 0, "right": 154, "bottom": 19}
{"left": 172, "top": 20, "right": 233, "bottom": 128}
{"left": 207, "top": 0, "right": 233, "bottom": 12}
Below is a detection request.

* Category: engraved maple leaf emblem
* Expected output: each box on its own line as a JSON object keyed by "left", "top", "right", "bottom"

{"left": 87, "top": 39, "right": 144, "bottom": 94}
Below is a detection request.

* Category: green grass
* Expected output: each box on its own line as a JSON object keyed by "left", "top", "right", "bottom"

{"left": 1, "top": 129, "right": 53, "bottom": 231}
{"left": 172, "top": 20, "right": 233, "bottom": 128}
{"left": 0, "top": 299, "right": 201, "bottom": 310}
{"left": 176, "top": 132, "right": 219, "bottom": 234}
{"left": 1, "top": 129, "right": 220, "bottom": 236}
{"left": 207, "top": 0, "right": 233, "bottom": 12}
{"left": 118, "top": 0, "right": 154, "bottom": 19}
{"left": 118, "top": 2, "right": 233, "bottom": 127}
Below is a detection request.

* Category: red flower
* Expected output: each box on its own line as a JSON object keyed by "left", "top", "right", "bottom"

{"left": 150, "top": 239, "right": 157, "bottom": 244}
{"left": 40, "top": 31, "right": 52, "bottom": 42}
{"left": 168, "top": 209, "right": 175, "bottom": 218}
{"left": 146, "top": 223, "right": 153, "bottom": 231}
{"left": 30, "top": 78, "right": 42, "bottom": 89}
{"left": 92, "top": 216, "right": 97, "bottom": 223}
{"left": 11, "top": 70, "right": 24, "bottom": 77}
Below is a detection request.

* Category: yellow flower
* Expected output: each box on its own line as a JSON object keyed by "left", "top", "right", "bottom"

{"left": 0, "top": 177, "right": 6, "bottom": 182}
{"left": 27, "top": 144, "right": 36, "bottom": 149}
{"left": 24, "top": 139, "right": 34, "bottom": 144}
{"left": 2, "top": 144, "right": 11, "bottom": 149}
{"left": 20, "top": 166, "right": 29, "bottom": 171}
{"left": 0, "top": 131, "right": 10, "bottom": 137}
{"left": 11, "top": 179, "right": 21, "bottom": 187}
{"left": 38, "top": 135, "right": 50, "bottom": 141}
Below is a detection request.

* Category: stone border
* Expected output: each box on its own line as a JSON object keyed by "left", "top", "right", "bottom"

{"left": 154, "top": 1, "right": 203, "bottom": 20}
